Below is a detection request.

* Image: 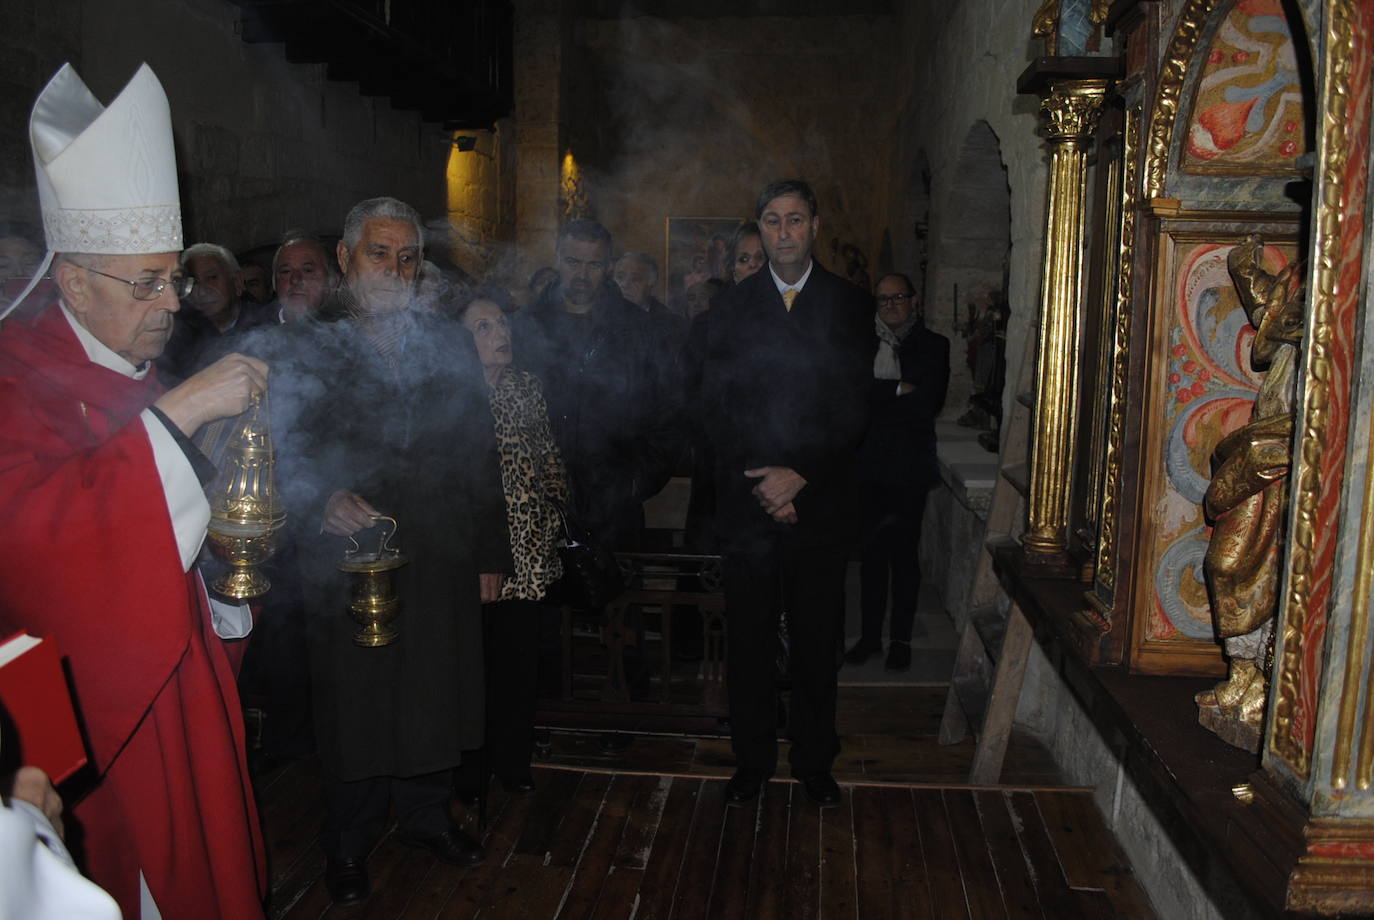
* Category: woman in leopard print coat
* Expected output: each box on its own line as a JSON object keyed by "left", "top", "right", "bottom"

{"left": 457, "top": 291, "right": 569, "bottom": 795}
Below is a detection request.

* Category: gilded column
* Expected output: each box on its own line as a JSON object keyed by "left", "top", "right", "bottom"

{"left": 1023, "top": 79, "right": 1110, "bottom": 562}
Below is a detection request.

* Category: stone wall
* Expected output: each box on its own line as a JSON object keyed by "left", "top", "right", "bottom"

{"left": 1, "top": 0, "right": 454, "bottom": 256}
{"left": 445, "top": 121, "right": 518, "bottom": 281}
{"left": 885, "top": 0, "right": 1051, "bottom": 425}
{"left": 512, "top": 0, "right": 566, "bottom": 285}
{"left": 1014, "top": 643, "right": 1260, "bottom": 919}
{"left": 545, "top": 12, "right": 898, "bottom": 293}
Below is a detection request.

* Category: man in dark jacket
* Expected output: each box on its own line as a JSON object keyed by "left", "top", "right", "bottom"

{"left": 265, "top": 197, "right": 512, "bottom": 906}
{"left": 701, "top": 179, "right": 875, "bottom": 809}
{"left": 512, "top": 219, "right": 682, "bottom": 549}
{"left": 844, "top": 272, "right": 950, "bottom": 671}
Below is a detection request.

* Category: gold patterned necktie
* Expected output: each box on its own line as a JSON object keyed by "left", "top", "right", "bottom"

{"left": 782, "top": 288, "right": 798, "bottom": 311}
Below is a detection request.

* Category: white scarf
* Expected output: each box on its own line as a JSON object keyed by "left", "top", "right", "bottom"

{"left": 873, "top": 313, "right": 916, "bottom": 380}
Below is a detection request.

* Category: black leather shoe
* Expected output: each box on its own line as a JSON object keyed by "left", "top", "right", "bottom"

{"left": 499, "top": 773, "right": 536, "bottom": 796}
{"left": 725, "top": 768, "right": 771, "bottom": 807}
{"left": 324, "top": 857, "right": 370, "bottom": 905}
{"left": 398, "top": 827, "right": 485, "bottom": 867}
{"left": 844, "top": 638, "right": 882, "bottom": 665}
{"left": 885, "top": 641, "right": 912, "bottom": 672}
{"left": 798, "top": 773, "right": 841, "bottom": 808}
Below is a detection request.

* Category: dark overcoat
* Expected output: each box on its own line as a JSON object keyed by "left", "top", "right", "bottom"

{"left": 862, "top": 326, "right": 951, "bottom": 492}
{"left": 700, "top": 263, "right": 876, "bottom": 551}
{"left": 510, "top": 282, "right": 683, "bottom": 547}
{"left": 258, "top": 308, "right": 512, "bottom": 782}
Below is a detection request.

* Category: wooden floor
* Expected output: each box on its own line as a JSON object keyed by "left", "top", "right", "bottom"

{"left": 263, "top": 767, "right": 1153, "bottom": 919}
{"left": 260, "top": 688, "right": 1153, "bottom": 918}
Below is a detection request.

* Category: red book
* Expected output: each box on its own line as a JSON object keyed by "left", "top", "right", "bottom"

{"left": 0, "top": 631, "right": 88, "bottom": 783}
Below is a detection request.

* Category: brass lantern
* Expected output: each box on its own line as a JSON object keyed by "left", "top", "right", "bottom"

{"left": 338, "top": 516, "right": 408, "bottom": 647}
{"left": 205, "top": 393, "right": 287, "bottom": 599}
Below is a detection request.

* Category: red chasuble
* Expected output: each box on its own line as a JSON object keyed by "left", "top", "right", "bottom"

{"left": 0, "top": 305, "right": 266, "bottom": 919}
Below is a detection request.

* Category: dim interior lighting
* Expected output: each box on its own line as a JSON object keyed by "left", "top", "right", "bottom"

{"left": 453, "top": 135, "right": 477, "bottom": 152}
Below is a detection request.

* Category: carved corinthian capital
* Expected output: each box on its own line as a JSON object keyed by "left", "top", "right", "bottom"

{"left": 1042, "top": 79, "right": 1110, "bottom": 142}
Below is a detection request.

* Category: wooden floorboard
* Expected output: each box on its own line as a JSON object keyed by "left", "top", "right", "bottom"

{"left": 784, "top": 782, "right": 823, "bottom": 920}
{"left": 556, "top": 773, "right": 642, "bottom": 920}
{"left": 632, "top": 776, "right": 700, "bottom": 920}
{"left": 259, "top": 687, "right": 1153, "bottom": 919}
{"left": 744, "top": 780, "right": 790, "bottom": 919}
{"left": 912, "top": 788, "right": 971, "bottom": 919}
{"left": 818, "top": 788, "right": 857, "bottom": 919}
{"left": 944, "top": 789, "right": 1010, "bottom": 918}
{"left": 975, "top": 791, "right": 1048, "bottom": 920}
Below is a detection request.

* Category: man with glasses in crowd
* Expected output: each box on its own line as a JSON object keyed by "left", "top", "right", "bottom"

{"left": 844, "top": 272, "right": 949, "bottom": 672}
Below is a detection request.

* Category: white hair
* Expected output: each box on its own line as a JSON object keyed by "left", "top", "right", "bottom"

{"left": 180, "top": 242, "right": 240, "bottom": 274}
{"left": 341, "top": 197, "right": 424, "bottom": 250}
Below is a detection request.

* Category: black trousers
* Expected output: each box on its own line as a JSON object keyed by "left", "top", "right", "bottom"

{"left": 858, "top": 485, "right": 929, "bottom": 644}
{"left": 455, "top": 598, "right": 542, "bottom": 791}
{"left": 724, "top": 537, "right": 847, "bottom": 778}
{"left": 322, "top": 769, "right": 452, "bottom": 860}
{"left": 483, "top": 598, "right": 541, "bottom": 780}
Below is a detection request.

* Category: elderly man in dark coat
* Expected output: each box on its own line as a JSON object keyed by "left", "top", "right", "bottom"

{"left": 264, "top": 196, "right": 511, "bottom": 906}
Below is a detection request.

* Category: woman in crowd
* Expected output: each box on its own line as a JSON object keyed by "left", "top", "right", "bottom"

{"left": 456, "top": 286, "right": 569, "bottom": 796}
{"left": 727, "top": 220, "right": 765, "bottom": 283}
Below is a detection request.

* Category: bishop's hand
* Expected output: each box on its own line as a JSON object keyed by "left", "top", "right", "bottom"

{"left": 153, "top": 353, "right": 269, "bottom": 437}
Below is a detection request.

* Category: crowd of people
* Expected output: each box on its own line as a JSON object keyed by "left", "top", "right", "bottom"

{"left": 0, "top": 63, "right": 948, "bottom": 917}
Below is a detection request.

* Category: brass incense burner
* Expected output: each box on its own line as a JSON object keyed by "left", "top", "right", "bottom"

{"left": 205, "top": 394, "right": 286, "bottom": 599}
{"left": 338, "top": 516, "right": 407, "bottom": 647}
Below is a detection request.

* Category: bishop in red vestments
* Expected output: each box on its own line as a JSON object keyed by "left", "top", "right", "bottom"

{"left": 0, "top": 63, "right": 270, "bottom": 919}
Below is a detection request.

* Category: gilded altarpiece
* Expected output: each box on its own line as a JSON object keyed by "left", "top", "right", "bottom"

{"left": 1250, "top": 0, "right": 1374, "bottom": 910}
{"left": 1128, "top": 227, "right": 1298, "bottom": 675}
{"left": 1180, "top": 0, "right": 1309, "bottom": 176}
{"left": 1267, "top": 0, "right": 1370, "bottom": 786}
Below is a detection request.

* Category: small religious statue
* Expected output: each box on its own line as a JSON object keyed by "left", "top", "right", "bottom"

{"left": 1196, "top": 234, "right": 1304, "bottom": 752}
{"left": 956, "top": 290, "right": 1010, "bottom": 453}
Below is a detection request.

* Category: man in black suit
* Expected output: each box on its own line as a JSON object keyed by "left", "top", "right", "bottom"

{"left": 844, "top": 272, "right": 950, "bottom": 672}
{"left": 701, "top": 179, "right": 875, "bottom": 808}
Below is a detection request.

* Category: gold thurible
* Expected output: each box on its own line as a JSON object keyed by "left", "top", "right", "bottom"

{"left": 205, "top": 392, "right": 287, "bottom": 599}
{"left": 338, "top": 516, "right": 408, "bottom": 647}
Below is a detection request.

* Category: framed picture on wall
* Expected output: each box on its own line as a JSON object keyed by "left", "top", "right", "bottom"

{"left": 664, "top": 217, "right": 745, "bottom": 308}
{"left": 1125, "top": 218, "right": 1299, "bottom": 676}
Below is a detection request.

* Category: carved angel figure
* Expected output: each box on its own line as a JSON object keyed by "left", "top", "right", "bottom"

{"left": 1196, "top": 234, "right": 1304, "bottom": 752}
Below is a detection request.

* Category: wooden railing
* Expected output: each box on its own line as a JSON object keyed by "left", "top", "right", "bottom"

{"left": 535, "top": 552, "right": 731, "bottom": 735}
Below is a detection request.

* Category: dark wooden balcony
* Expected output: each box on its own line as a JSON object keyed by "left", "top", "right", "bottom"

{"left": 227, "top": 0, "right": 513, "bottom": 127}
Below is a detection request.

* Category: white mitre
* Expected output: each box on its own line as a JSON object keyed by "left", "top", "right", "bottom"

{"left": 1, "top": 63, "right": 182, "bottom": 321}
{"left": 30, "top": 63, "right": 182, "bottom": 255}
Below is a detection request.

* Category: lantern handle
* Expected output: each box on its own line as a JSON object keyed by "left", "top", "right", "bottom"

{"left": 345, "top": 515, "right": 400, "bottom": 557}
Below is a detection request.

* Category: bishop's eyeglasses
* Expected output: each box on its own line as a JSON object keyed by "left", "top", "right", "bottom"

{"left": 78, "top": 264, "right": 195, "bottom": 301}
{"left": 875, "top": 292, "right": 912, "bottom": 305}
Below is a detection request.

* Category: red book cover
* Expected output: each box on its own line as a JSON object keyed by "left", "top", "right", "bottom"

{"left": 0, "top": 631, "right": 88, "bottom": 783}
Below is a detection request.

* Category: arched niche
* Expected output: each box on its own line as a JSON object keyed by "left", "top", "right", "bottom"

{"left": 927, "top": 121, "right": 1011, "bottom": 424}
